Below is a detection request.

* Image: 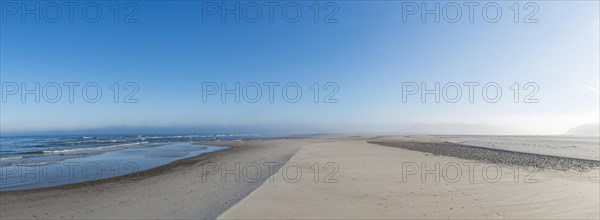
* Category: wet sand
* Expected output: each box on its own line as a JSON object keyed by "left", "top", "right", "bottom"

{"left": 0, "top": 139, "right": 304, "bottom": 219}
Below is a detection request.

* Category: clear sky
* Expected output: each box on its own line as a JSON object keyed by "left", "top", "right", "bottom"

{"left": 1, "top": 1, "right": 598, "bottom": 135}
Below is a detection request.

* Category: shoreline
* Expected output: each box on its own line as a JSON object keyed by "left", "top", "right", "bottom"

{"left": 1, "top": 136, "right": 598, "bottom": 219}
{"left": 0, "top": 143, "right": 230, "bottom": 194}
{"left": 4, "top": 137, "right": 597, "bottom": 194}
{"left": 0, "top": 139, "right": 305, "bottom": 219}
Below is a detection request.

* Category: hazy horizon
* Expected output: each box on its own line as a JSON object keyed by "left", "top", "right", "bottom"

{"left": 2, "top": 122, "right": 598, "bottom": 137}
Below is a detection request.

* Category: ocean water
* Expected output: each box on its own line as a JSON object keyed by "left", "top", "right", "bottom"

{"left": 0, "top": 134, "right": 301, "bottom": 191}
{"left": 433, "top": 135, "right": 600, "bottom": 161}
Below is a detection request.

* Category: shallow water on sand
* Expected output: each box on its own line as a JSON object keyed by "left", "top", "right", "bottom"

{"left": 0, "top": 142, "right": 227, "bottom": 191}
{"left": 0, "top": 134, "right": 307, "bottom": 191}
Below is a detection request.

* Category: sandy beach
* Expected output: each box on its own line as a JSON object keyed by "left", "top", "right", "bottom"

{"left": 0, "top": 139, "right": 303, "bottom": 219}
{"left": 1, "top": 136, "right": 599, "bottom": 219}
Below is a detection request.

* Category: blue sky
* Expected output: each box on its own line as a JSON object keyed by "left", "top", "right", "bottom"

{"left": 1, "top": 1, "right": 599, "bottom": 135}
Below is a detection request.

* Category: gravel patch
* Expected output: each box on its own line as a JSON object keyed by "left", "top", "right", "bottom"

{"left": 368, "top": 141, "right": 600, "bottom": 172}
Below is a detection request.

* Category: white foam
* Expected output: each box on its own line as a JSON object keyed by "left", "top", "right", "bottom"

{"left": 42, "top": 142, "right": 149, "bottom": 154}
{"left": 0, "top": 156, "right": 23, "bottom": 161}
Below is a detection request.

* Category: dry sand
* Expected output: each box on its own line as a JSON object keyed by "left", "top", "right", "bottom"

{"left": 219, "top": 136, "right": 600, "bottom": 219}
{"left": 1, "top": 136, "right": 599, "bottom": 219}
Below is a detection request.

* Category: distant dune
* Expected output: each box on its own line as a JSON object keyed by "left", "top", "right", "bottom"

{"left": 566, "top": 123, "right": 600, "bottom": 136}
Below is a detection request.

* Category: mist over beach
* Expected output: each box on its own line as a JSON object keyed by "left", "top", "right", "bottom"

{"left": 1, "top": 0, "right": 599, "bottom": 219}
